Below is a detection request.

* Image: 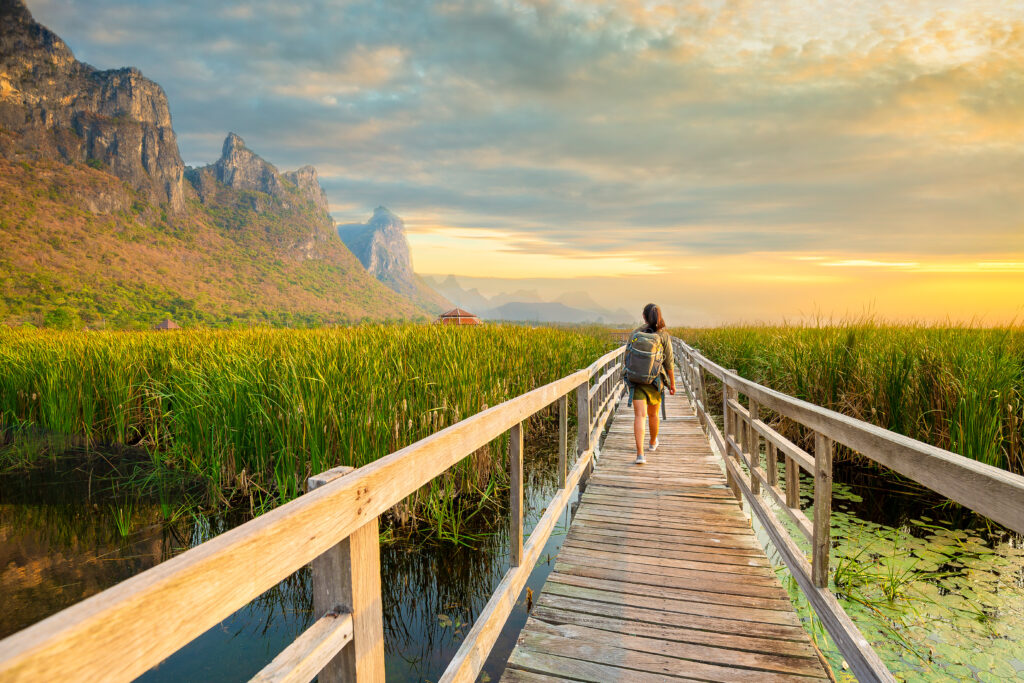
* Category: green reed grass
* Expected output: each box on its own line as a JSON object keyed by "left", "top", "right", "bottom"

{"left": 672, "top": 322, "right": 1024, "bottom": 473}
{"left": 0, "top": 325, "right": 612, "bottom": 525}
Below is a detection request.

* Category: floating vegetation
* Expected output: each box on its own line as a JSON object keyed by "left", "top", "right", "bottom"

{"left": 765, "top": 471, "right": 1024, "bottom": 682}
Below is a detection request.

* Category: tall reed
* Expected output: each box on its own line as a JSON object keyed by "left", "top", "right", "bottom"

{"left": 673, "top": 322, "right": 1024, "bottom": 473}
{"left": 0, "top": 325, "right": 613, "bottom": 518}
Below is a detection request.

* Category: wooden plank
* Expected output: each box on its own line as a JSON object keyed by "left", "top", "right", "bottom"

{"left": 812, "top": 431, "right": 833, "bottom": 588}
{"left": 510, "top": 422, "right": 524, "bottom": 568}
{"left": 250, "top": 612, "right": 353, "bottom": 683}
{"left": 555, "top": 545, "right": 774, "bottom": 579}
{"left": 507, "top": 647, "right": 700, "bottom": 683}
{"left": 518, "top": 620, "right": 828, "bottom": 681}
{"left": 543, "top": 571, "right": 794, "bottom": 612}
{"left": 0, "top": 346, "right": 626, "bottom": 682}
{"left": 540, "top": 580, "right": 801, "bottom": 628}
{"left": 531, "top": 606, "right": 818, "bottom": 660}
{"left": 557, "top": 394, "right": 567, "bottom": 489}
{"left": 438, "top": 440, "right": 597, "bottom": 683}
{"left": 751, "top": 418, "right": 815, "bottom": 474}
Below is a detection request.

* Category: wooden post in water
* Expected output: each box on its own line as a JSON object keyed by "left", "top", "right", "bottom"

{"left": 577, "top": 382, "right": 592, "bottom": 491}
{"left": 510, "top": 422, "right": 524, "bottom": 567}
{"left": 307, "top": 467, "right": 385, "bottom": 683}
{"left": 558, "top": 394, "right": 568, "bottom": 489}
{"left": 749, "top": 398, "right": 761, "bottom": 495}
{"left": 812, "top": 431, "right": 834, "bottom": 588}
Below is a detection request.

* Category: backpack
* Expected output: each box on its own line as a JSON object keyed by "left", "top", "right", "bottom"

{"left": 624, "top": 330, "right": 664, "bottom": 385}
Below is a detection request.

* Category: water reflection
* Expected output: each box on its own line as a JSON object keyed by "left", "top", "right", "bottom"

{"left": 1, "top": 418, "right": 575, "bottom": 682}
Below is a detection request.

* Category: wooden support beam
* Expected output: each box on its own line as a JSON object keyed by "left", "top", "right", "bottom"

{"left": 749, "top": 399, "right": 761, "bottom": 495}
{"left": 308, "top": 469, "right": 385, "bottom": 683}
{"left": 558, "top": 394, "right": 568, "bottom": 489}
{"left": 510, "top": 422, "right": 524, "bottom": 567}
{"left": 577, "top": 382, "right": 592, "bottom": 490}
{"left": 724, "top": 377, "right": 740, "bottom": 502}
{"left": 812, "top": 432, "right": 833, "bottom": 588}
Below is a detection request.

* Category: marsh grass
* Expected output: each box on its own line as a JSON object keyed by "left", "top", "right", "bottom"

{"left": 673, "top": 321, "right": 1024, "bottom": 473}
{"left": 0, "top": 324, "right": 612, "bottom": 532}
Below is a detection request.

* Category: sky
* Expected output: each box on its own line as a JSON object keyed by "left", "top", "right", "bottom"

{"left": 29, "top": 0, "right": 1024, "bottom": 324}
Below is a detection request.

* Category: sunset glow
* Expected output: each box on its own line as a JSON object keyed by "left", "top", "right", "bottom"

{"left": 32, "top": 0, "right": 1024, "bottom": 323}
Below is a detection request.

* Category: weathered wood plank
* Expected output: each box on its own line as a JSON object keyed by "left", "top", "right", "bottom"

{"left": 249, "top": 612, "right": 353, "bottom": 683}
{"left": 504, "top": 386, "right": 831, "bottom": 682}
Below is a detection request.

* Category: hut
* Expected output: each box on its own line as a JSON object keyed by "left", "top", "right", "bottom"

{"left": 154, "top": 318, "right": 180, "bottom": 331}
{"left": 436, "top": 308, "right": 482, "bottom": 326}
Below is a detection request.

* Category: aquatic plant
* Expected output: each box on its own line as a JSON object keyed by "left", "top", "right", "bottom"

{"left": 673, "top": 321, "right": 1024, "bottom": 472}
{"left": 0, "top": 324, "right": 613, "bottom": 523}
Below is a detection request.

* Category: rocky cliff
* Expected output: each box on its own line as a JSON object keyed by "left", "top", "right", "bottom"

{"left": 338, "top": 207, "right": 450, "bottom": 313}
{"left": 0, "top": 0, "right": 185, "bottom": 210}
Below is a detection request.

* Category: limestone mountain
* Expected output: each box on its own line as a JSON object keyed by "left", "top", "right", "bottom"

{"left": 0, "top": 0, "right": 427, "bottom": 327}
{"left": 337, "top": 207, "right": 450, "bottom": 313}
{"left": 0, "top": 0, "right": 185, "bottom": 210}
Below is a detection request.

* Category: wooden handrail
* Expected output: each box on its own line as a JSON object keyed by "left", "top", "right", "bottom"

{"left": 679, "top": 340, "right": 1024, "bottom": 535}
{"left": 0, "top": 345, "right": 626, "bottom": 682}
{"left": 675, "top": 336, "right": 1024, "bottom": 682}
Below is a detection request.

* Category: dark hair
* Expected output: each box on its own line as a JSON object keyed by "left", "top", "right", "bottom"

{"left": 642, "top": 303, "right": 665, "bottom": 333}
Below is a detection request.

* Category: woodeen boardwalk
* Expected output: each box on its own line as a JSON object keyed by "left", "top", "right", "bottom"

{"left": 501, "top": 388, "right": 830, "bottom": 682}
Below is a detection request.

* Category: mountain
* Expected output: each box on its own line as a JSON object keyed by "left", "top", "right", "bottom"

{"left": 426, "top": 275, "right": 635, "bottom": 324}
{"left": 337, "top": 207, "right": 449, "bottom": 314}
{"left": 0, "top": 0, "right": 185, "bottom": 210}
{"left": 486, "top": 301, "right": 607, "bottom": 324}
{"left": 0, "top": 0, "right": 426, "bottom": 327}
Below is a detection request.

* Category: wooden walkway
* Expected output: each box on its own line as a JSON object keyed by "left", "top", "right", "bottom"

{"left": 501, "top": 389, "right": 830, "bottom": 682}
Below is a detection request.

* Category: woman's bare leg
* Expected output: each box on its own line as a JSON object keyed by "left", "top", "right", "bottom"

{"left": 633, "top": 398, "right": 647, "bottom": 455}
{"left": 647, "top": 401, "right": 660, "bottom": 446}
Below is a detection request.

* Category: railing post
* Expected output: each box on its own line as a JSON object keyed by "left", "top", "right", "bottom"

{"left": 812, "top": 431, "right": 833, "bottom": 588}
{"left": 749, "top": 398, "right": 761, "bottom": 495}
{"left": 510, "top": 422, "right": 524, "bottom": 567}
{"left": 558, "top": 394, "right": 568, "bottom": 489}
{"left": 767, "top": 441, "right": 778, "bottom": 489}
{"left": 724, "top": 375, "right": 740, "bottom": 502}
{"left": 307, "top": 467, "right": 385, "bottom": 683}
{"left": 577, "top": 381, "right": 592, "bottom": 491}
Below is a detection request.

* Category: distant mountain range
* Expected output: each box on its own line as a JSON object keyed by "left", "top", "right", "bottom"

{"left": 0, "top": 0, "right": 446, "bottom": 327}
{"left": 427, "top": 275, "right": 635, "bottom": 324}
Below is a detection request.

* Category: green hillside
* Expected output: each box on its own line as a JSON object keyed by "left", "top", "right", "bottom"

{"left": 0, "top": 158, "right": 426, "bottom": 328}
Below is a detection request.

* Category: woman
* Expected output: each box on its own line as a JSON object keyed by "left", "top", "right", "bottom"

{"left": 629, "top": 303, "right": 675, "bottom": 464}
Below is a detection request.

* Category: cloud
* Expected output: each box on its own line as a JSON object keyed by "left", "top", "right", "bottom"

{"left": 23, "top": 0, "right": 1024, "bottom": 318}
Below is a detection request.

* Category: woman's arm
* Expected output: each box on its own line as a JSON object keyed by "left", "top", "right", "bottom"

{"left": 667, "top": 365, "right": 676, "bottom": 395}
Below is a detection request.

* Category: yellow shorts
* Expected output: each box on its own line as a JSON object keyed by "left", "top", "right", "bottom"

{"left": 630, "top": 382, "right": 662, "bottom": 405}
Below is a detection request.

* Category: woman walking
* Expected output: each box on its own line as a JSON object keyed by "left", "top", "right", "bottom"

{"left": 626, "top": 303, "right": 675, "bottom": 464}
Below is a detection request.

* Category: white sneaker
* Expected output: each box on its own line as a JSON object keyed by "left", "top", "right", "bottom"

{"left": 648, "top": 438, "right": 659, "bottom": 452}
{"left": 634, "top": 453, "right": 646, "bottom": 465}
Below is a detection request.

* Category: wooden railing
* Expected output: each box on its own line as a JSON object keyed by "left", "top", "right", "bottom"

{"left": 673, "top": 338, "right": 1024, "bottom": 683}
{"left": 0, "top": 346, "right": 626, "bottom": 683}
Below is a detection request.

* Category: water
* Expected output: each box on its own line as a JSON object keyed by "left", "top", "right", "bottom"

{"left": 0, "top": 424, "right": 578, "bottom": 682}
{"left": 5, "top": 433, "right": 1023, "bottom": 681}
{"left": 751, "top": 464, "right": 1024, "bottom": 682}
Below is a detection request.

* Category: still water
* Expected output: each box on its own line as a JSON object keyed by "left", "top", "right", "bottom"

{"left": 0, "top": 428, "right": 576, "bottom": 682}
{"left": 4, "top": 435, "right": 1024, "bottom": 681}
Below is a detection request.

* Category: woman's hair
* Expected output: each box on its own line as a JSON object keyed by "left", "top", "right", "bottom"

{"left": 642, "top": 303, "right": 666, "bottom": 332}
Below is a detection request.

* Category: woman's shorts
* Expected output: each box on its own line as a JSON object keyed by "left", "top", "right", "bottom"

{"left": 629, "top": 382, "right": 662, "bottom": 406}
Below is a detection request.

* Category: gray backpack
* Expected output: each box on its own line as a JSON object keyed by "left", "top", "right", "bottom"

{"left": 624, "top": 331, "right": 664, "bottom": 384}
